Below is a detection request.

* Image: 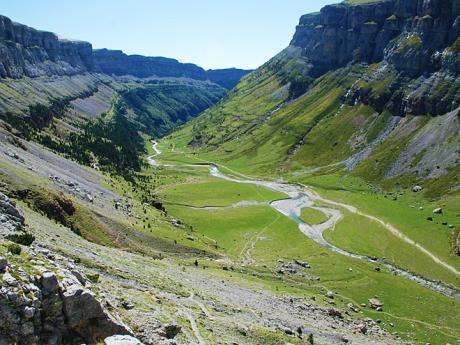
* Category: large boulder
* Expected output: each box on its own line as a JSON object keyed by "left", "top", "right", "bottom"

{"left": 368, "top": 298, "right": 384, "bottom": 310}
{"left": 0, "top": 257, "right": 131, "bottom": 345}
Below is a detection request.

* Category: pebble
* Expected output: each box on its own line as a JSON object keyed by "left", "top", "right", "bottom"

{"left": 23, "top": 306, "right": 35, "bottom": 319}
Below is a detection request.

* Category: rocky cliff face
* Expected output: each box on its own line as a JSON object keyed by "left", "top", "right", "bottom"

{"left": 291, "top": 0, "right": 460, "bottom": 77}
{"left": 0, "top": 15, "right": 93, "bottom": 78}
{"left": 291, "top": 0, "right": 460, "bottom": 117}
{"left": 0, "top": 192, "right": 132, "bottom": 345}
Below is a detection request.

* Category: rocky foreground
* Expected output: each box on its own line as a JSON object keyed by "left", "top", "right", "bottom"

{"left": 0, "top": 191, "right": 181, "bottom": 345}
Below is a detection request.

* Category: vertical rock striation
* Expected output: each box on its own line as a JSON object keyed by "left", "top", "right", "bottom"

{"left": 290, "top": 0, "right": 460, "bottom": 116}
{"left": 0, "top": 15, "right": 93, "bottom": 78}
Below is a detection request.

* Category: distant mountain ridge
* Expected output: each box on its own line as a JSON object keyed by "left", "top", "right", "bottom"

{"left": 0, "top": 14, "right": 251, "bottom": 89}
{"left": 93, "top": 49, "right": 251, "bottom": 89}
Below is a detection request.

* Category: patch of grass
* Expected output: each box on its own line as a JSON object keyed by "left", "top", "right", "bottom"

{"left": 295, "top": 172, "right": 460, "bottom": 279}
{"left": 324, "top": 207, "right": 459, "bottom": 286}
{"left": 300, "top": 207, "right": 328, "bottom": 225}
{"left": 161, "top": 175, "right": 285, "bottom": 207}
{"left": 449, "top": 38, "right": 460, "bottom": 54}
{"left": 165, "top": 205, "right": 280, "bottom": 260}
{"left": 395, "top": 34, "right": 422, "bottom": 54}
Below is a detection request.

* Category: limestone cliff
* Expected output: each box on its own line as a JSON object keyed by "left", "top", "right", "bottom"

{"left": 291, "top": 0, "right": 460, "bottom": 77}
{"left": 289, "top": 0, "right": 460, "bottom": 116}
{"left": 0, "top": 15, "right": 93, "bottom": 78}
{"left": 93, "top": 49, "right": 207, "bottom": 81}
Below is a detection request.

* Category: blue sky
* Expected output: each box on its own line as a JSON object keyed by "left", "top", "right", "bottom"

{"left": 1, "top": 1, "right": 336, "bottom": 69}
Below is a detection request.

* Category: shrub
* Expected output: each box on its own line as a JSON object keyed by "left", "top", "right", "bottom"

{"left": 87, "top": 273, "right": 100, "bottom": 283}
{"left": 9, "top": 233, "right": 35, "bottom": 246}
{"left": 7, "top": 243, "right": 22, "bottom": 255}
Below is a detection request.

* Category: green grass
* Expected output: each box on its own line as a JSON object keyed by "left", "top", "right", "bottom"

{"left": 294, "top": 173, "right": 460, "bottom": 281}
{"left": 164, "top": 190, "right": 460, "bottom": 345}
{"left": 165, "top": 204, "right": 281, "bottom": 260}
{"left": 161, "top": 175, "right": 285, "bottom": 207}
{"left": 323, "top": 207, "right": 459, "bottom": 287}
{"left": 300, "top": 207, "right": 329, "bottom": 225}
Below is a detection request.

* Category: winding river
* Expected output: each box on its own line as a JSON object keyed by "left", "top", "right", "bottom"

{"left": 148, "top": 141, "right": 460, "bottom": 299}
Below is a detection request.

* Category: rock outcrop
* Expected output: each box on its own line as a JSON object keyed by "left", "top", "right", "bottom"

{"left": 0, "top": 191, "right": 33, "bottom": 245}
{"left": 93, "top": 49, "right": 207, "bottom": 81}
{"left": 0, "top": 191, "right": 130, "bottom": 344}
{"left": 0, "top": 245, "right": 131, "bottom": 345}
{"left": 93, "top": 49, "right": 251, "bottom": 89}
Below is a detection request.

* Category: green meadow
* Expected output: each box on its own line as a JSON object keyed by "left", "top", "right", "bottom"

{"left": 146, "top": 133, "right": 460, "bottom": 345}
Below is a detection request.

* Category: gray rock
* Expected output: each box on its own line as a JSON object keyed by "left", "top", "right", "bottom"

{"left": 41, "top": 272, "right": 59, "bottom": 294}
{"left": 328, "top": 308, "right": 343, "bottom": 318}
{"left": 0, "top": 260, "right": 131, "bottom": 345}
{"left": 0, "top": 192, "right": 30, "bottom": 242}
{"left": 0, "top": 257, "right": 7, "bottom": 272}
{"left": 3, "top": 272, "right": 18, "bottom": 286}
{"left": 71, "top": 269, "right": 88, "bottom": 286}
{"left": 326, "top": 291, "right": 334, "bottom": 299}
{"left": 158, "top": 324, "right": 181, "bottom": 339}
{"left": 104, "top": 335, "right": 144, "bottom": 345}
{"left": 23, "top": 306, "right": 35, "bottom": 319}
{"left": 357, "top": 323, "right": 367, "bottom": 334}
{"left": 412, "top": 185, "right": 423, "bottom": 192}
{"left": 295, "top": 260, "right": 310, "bottom": 268}
{"left": 62, "top": 284, "right": 104, "bottom": 327}
{"left": 121, "top": 300, "right": 135, "bottom": 310}
{"left": 433, "top": 208, "right": 443, "bottom": 214}
{"left": 368, "top": 298, "right": 383, "bottom": 310}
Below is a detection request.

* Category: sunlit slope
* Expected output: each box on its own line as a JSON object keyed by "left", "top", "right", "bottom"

{"left": 166, "top": 50, "right": 459, "bottom": 195}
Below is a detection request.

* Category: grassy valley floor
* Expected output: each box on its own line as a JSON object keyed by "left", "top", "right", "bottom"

{"left": 152, "top": 137, "right": 460, "bottom": 345}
